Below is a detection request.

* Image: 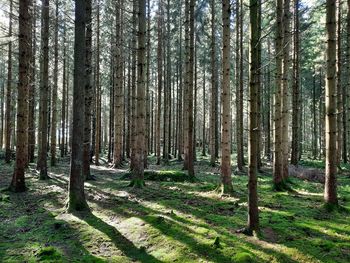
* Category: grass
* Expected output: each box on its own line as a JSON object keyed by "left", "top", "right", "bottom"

{"left": 0, "top": 154, "right": 349, "bottom": 262}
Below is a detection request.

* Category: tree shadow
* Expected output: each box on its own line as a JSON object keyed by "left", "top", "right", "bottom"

{"left": 74, "top": 211, "right": 162, "bottom": 263}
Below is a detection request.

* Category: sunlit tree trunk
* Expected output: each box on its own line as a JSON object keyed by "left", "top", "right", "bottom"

{"left": 324, "top": 0, "right": 338, "bottom": 206}
{"left": 95, "top": 2, "right": 101, "bottom": 166}
{"left": 220, "top": 0, "right": 233, "bottom": 194}
{"left": 131, "top": 0, "right": 146, "bottom": 188}
{"left": 9, "top": 0, "right": 31, "bottom": 192}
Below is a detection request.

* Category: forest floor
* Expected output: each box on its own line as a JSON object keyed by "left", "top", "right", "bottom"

{"left": 0, "top": 154, "right": 350, "bottom": 263}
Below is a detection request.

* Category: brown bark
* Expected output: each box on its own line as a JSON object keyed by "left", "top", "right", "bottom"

{"left": 37, "top": 0, "right": 50, "bottom": 180}
{"left": 68, "top": 0, "right": 89, "bottom": 212}
{"left": 220, "top": 0, "right": 233, "bottom": 194}
{"left": 9, "top": 0, "right": 31, "bottom": 192}
{"left": 50, "top": 0, "right": 59, "bottom": 167}
{"left": 5, "top": 0, "right": 13, "bottom": 163}
{"left": 324, "top": 0, "right": 338, "bottom": 206}
{"left": 247, "top": 0, "right": 260, "bottom": 233}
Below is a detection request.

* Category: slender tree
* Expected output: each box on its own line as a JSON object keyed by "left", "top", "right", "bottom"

{"left": 4, "top": 0, "right": 13, "bottom": 163}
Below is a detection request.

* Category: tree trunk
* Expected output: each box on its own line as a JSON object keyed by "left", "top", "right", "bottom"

{"left": 291, "top": 0, "right": 300, "bottom": 165}
{"left": 28, "top": 0, "right": 37, "bottom": 163}
{"left": 9, "top": 0, "right": 31, "bottom": 192}
{"left": 273, "top": 0, "right": 284, "bottom": 189}
{"left": 131, "top": 0, "right": 146, "bottom": 188}
{"left": 236, "top": 0, "right": 244, "bottom": 171}
{"left": 324, "top": 0, "right": 338, "bottom": 206}
{"left": 247, "top": 0, "right": 260, "bottom": 233}
{"left": 281, "top": 0, "right": 291, "bottom": 180}
{"left": 50, "top": 0, "right": 59, "bottom": 167}
{"left": 68, "top": 0, "right": 89, "bottom": 212}
{"left": 5, "top": 0, "right": 13, "bottom": 163}
{"left": 94, "top": 2, "right": 101, "bottom": 166}
{"left": 220, "top": 0, "right": 233, "bottom": 194}
{"left": 83, "top": 0, "right": 93, "bottom": 180}
{"left": 37, "top": 0, "right": 50, "bottom": 180}
{"left": 344, "top": 0, "right": 350, "bottom": 163}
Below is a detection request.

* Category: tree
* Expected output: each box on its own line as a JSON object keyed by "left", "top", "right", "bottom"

{"left": 50, "top": 0, "right": 59, "bottom": 167}
{"left": 37, "top": 0, "right": 50, "bottom": 180}
{"left": 273, "top": 0, "right": 284, "bottom": 190}
{"left": 209, "top": 0, "right": 218, "bottom": 167}
{"left": 67, "top": 0, "right": 89, "bottom": 212}
{"left": 247, "top": 0, "right": 260, "bottom": 234}
{"left": 95, "top": 1, "right": 101, "bottom": 166}
{"left": 4, "top": 0, "right": 13, "bottom": 163}
{"left": 220, "top": 0, "right": 233, "bottom": 194}
{"left": 9, "top": 0, "right": 31, "bottom": 192}
{"left": 130, "top": 0, "right": 146, "bottom": 188}
{"left": 324, "top": 0, "right": 338, "bottom": 207}
{"left": 83, "top": 0, "right": 93, "bottom": 180}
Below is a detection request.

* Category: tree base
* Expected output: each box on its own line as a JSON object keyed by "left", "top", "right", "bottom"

{"left": 216, "top": 183, "right": 234, "bottom": 196}
{"left": 66, "top": 199, "right": 90, "bottom": 213}
{"left": 7, "top": 184, "right": 27, "bottom": 193}
{"left": 273, "top": 180, "right": 290, "bottom": 192}
{"left": 128, "top": 179, "right": 146, "bottom": 188}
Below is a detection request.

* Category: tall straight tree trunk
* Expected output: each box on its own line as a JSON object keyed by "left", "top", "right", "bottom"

{"left": 344, "top": 0, "right": 350, "bottom": 163}
{"left": 202, "top": 67, "right": 206, "bottom": 156}
{"left": 113, "top": 0, "right": 124, "bottom": 168}
{"left": 312, "top": 69, "right": 318, "bottom": 159}
{"left": 9, "top": 0, "right": 31, "bottom": 192}
{"left": 61, "top": 21, "right": 67, "bottom": 158}
{"left": 50, "top": 0, "right": 59, "bottom": 166}
{"left": 37, "top": 0, "right": 50, "bottom": 180}
{"left": 247, "top": 0, "right": 260, "bottom": 233}
{"left": 28, "top": 0, "right": 37, "bottom": 163}
{"left": 131, "top": 0, "right": 146, "bottom": 188}
{"left": 273, "top": 0, "right": 284, "bottom": 189}
{"left": 291, "top": 0, "right": 300, "bottom": 165}
{"left": 68, "top": 0, "right": 89, "bottom": 212}
{"left": 95, "top": 2, "right": 101, "bottom": 165}
{"left": 156, "top": 0, "right": 163, "bottom": 165}
{"left": 236, "top": 0, "right": 244, "bottom": 171}
{"left": 210, "top": 0, "right": 217, "bottom": 167}
{"left": 220, "top": 0, "right": 233, "bottom": 194}
{"left": 5, "top": 0, "right": 13, "bottom": 163}
{"left": 83, "top": 0, "right": 93, "bottom": 180}
{"left": 336, "top": 0, "right": 343, "bottom": 165}
{"left": 145, "top": 0, "right": 151, "bottom": 166}
{"left": 324, "top": 0, "right": 338, "bottom": 206}
{"left": 177, "top": 1, "right": 183, "bottom": 161}
{"left": 281, "top": 0, "right": 291, "bottom": 180}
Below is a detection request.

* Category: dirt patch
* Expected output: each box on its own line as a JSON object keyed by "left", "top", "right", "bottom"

{"left": 262, "top": 227, "right": 279, "bottom": 243}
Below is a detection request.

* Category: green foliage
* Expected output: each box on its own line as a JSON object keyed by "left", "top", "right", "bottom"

{"left": 232, "top": 252, "right": 255, "bottom": 263}
{"left": 36, "top": 246, "right": 62, "bottom": 261}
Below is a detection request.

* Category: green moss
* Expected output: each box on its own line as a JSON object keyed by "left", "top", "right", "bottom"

{"left": 232, "top": 252, "right": 255, "bottom": 263}
{"left": 36, "top": 246, "right": 62, "bottom": 261}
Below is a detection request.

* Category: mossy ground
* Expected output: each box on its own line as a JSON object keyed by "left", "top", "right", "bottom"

{"left": 0, "top": 154, "right": 349, "bottom": 262}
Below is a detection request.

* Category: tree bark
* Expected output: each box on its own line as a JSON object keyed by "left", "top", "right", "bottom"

{"left": 324, "top": 0, "right": 338, "bottom": 206}
{"left": 5, "top": 0, "right": 13, "bottom": 163}
{"left": 247, "top": 0, "right": 260, "bottom": 233}
{"left": 37, "top": 0, "right": 50, "bottom": 180}
{"left": 50, "top": 0, "right": 59, "bottom": 167}
{"left": 220, "top": 0, "right": 233, "bottom": 194}
{"left": 68, "top": 0, "right": 89, "bottom": 212}
{"left": 9, "top": 0, "right": 31, "bottom": 193}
